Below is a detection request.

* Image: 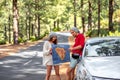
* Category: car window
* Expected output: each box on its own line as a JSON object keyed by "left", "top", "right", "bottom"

{"left": 84, "top": 39, "right": 120, "bottom": 57}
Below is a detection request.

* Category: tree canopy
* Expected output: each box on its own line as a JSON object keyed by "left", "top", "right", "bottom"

{"left": 0, "top": 0, "right": 120, "bottom": 45}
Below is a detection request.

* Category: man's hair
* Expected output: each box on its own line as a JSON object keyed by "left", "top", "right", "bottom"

{"left": 70, "top": 27, "right": 80, "bottom": 33}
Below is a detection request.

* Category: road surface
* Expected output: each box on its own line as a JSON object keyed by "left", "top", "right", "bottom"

{"left": 0, "top": 32, "right": 72, "bottom": 80}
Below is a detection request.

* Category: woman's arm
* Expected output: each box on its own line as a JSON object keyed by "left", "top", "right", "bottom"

{"left": 43, "top": 41, "right": 51, "bottom": 56}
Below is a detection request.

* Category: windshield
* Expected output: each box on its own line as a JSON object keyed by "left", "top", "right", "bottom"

{"left": 84, "top": 39, "right": 120, "bottom": 57}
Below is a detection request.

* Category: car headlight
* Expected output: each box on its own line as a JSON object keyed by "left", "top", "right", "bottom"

{"left": 92, "top": 76, "right": 112, "bottom": 80}
{"left": 76, "top": 65, "right": 112, "bottom": 80}
{"left": 83, "top": 72, "right": 111, "bottom": 80}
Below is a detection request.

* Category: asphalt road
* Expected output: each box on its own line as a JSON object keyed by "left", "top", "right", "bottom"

{"left": 0, "top": 32, "right": 71, "bottom": 80}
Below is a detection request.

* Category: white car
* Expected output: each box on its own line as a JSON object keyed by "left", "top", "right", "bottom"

{"left": 76, "top": 37, "right": 120, "bottom": 80}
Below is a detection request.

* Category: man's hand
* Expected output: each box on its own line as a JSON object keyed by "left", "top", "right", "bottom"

{"left": 69, "top": 47, "right": 73, "bottom": 52}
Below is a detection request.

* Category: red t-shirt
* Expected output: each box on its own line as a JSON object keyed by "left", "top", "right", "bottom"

{"left": 72, "top": 33, "right": 85, "bottom": 56}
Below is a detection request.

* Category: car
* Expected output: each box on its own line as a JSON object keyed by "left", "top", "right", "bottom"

{"left": 76, "top": 37, "right": 120, "bottom": 80}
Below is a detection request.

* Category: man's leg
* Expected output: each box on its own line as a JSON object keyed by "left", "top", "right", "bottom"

{"left": 66, "top": 57, "right": 78, "bottom": 80}
{"left": 71, "top": 67, "right": 75, "bottom": 80}
{"left": 66, "top": 67, "right": 73, "bottom": 80}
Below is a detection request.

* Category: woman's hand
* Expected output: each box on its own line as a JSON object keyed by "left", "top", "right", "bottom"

{"left": 49, "top": 48, "right": 52, "bottom": 55}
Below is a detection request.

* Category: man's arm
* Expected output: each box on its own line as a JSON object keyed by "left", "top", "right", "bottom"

{"left": 69, "top": 45, "right": 82, "bottom": 51}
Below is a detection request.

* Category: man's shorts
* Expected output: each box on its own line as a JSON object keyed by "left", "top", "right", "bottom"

{"left": 70, "top": 56, "right": 81, "bottom": 68}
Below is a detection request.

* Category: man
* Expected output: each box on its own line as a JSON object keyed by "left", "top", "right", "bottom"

{"left": 66, "top": 27, "right": 85, "bottom": 80}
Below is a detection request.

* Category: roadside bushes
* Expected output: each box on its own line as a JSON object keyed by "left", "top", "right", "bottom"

{"left": 86, "top": 28, "right": 120, "bottom": 37}
{"left": 86, "top": 29, "right": 109, "bottom": 37}
{"left": 109, "top": 30, "right": 120, "bottom": 36}
{"left": 0, "top": 40, "right": 6, "bottom": 45}
{"left": 17, "top": 30, "right": 49, "bottom": 44}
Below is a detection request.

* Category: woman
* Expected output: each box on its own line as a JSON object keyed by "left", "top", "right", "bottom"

{"left": 43, "top": 32, "right": 61, "bottom": 80}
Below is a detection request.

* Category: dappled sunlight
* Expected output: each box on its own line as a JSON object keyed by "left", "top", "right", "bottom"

{"left": 0, "top": 48, "right": 14, "bottom": 51}
{"left": 0, "top": 51, "right": 46, "bottom": 80}
{"left": 60, "top": 63, "right": 69, "bottom": 74}
{"left": 17, "top": 68, "right": 46, "bottom": 74}
{"left": 50, "top": 62, "right": 69, "bottom": 80}
{"left": 12, "top": 74, "right": 26, "bottom": 79}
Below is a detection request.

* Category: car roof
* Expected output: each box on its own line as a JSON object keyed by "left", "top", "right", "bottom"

{"left": 86, "top": 36, "right": 120, "bottom": 44}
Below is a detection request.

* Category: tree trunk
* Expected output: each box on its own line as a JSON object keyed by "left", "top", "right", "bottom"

{"left": 28, "top": 2, "right": 31, "bottom": 40}
{"left": 4, "top": 24, "right": 7, "bottom": 40}
{"left": 74, "top": 14, "right": 77, "bottom": 27}
{"left": 57, "top": 19, "right": 59, "bottom": 30}
{"left": 74, "top": 0, "right": 77, "bottom": 27}
{"left": 31, "top": 24, "right": 34, "bottom": 36}
{"left": 4, "top": 0, "right": 7, "bottom": 41}
{"left": 8, "top": 15, "right": 11, "bottom": 43}
{"left": 81, "top": 0, "right": 85, "bottom": 33}
{"left": 37, "top": 0, "right": 40, "bottom": 38}
{"left": 28, "top": 16, "right": 31, "bottom": 40}
{"left": 13, "top": 0, "right": 19, "bottom": 44}
{"left": 54, "top": 21, "right": 56, "bottom": 28}
{"left": 98, "top": 0, "right": 101, "bottom": 36}
{"left": 88, "top": 0, "right": 92, "bottom": 30}
{"left": 38, "top": 16, "right": 40, "bottom": 38}
{"left": 109, "top": 0, "right": 114, "bottom": 31}
{"left": 35, "top": 0, "right": 38, "bottom": 38}
{"left": 25, "top": 14, "right": 28, "bottom": 38}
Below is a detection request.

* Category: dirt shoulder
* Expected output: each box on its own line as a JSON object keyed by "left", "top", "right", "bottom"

{"left": 0, "top": 40, "right": 43, "bottom": 58}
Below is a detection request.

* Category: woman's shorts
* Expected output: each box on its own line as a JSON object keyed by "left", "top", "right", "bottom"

{"left": 46, "top": 59, "right": 60, "bottom": 66}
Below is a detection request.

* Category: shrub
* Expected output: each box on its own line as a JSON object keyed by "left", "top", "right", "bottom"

{"left": 86, "top": 29, "right": 98, "bottom": 37}
{"left": 0, "top": 40, "right": 6, "bottom": 45}
{"left": 52, "top": 27, "right": 60, "bottom": 32}
{"left": 18, "top": 37, "right": 28, "bottom": 44}
{"left": 109, "top": 30, "right": 120, "bottom": 36}
{"left": 30, "top": 36, "right": 36, "bottom": 41}
{"left": 85, "top": 28, "right": 109, "bottom": 37}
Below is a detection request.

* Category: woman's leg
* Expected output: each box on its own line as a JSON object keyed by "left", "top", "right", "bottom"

{"left": 54, "top": 65, "right": 61, "bottom": 80}
{"left": 45, "top": 65, "right": 52, "bottom": 80}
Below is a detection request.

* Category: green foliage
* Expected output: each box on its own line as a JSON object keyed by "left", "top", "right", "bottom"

{"left": 86, "top": 29, "right": 98, "bottom": 37}
{"left": 39, "top": 34, "right": 46, "bottom": 39}
{"left": 118, "top": 26, "right": 120, "bottom": 32}
{"left": 100, "top": 29, "right": 109, "bottom": 37}
{"left": 86, "top": 27, "right": 120, "bottom": 37}
{"left": 113, "top": 9, "right": 120, "bottom": 23}
{"left": 109, "top": 30, "right": 120, "bottom": 36}
{"left": 1, "top": 0, "right": 120, "bottom": 45}
{"left": 39, "top": 30, "right": 49, "bottom": 39}
{"left": 52, "top": 27, "right": 60, "bottom": 32}
{"left": 39, "top": 34, "right": 45, "bottom": 39}
{"left": 30, "top": 36, "right": 37, "bottom": 42}
{"left": 100, "top": 19, "right": 108, "bottom": 28}
{"left": 18, "top": 37, "right": 28, "bottom": 44}
{"left": 0, "top": 40, "right": 6, "bottom": 45}
{"left": 18, "top": 38, "right": 22, "bottom": 44}
{"left": 86, "top": 28, "right": 109, "bottom": 37}
{"left": 45, "top": 30, "right": 49, "bottom": 35}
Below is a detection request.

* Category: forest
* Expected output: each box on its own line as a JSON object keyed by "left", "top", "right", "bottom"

{"left": 0, "top": 0, "right": 120, "bottom": 45}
